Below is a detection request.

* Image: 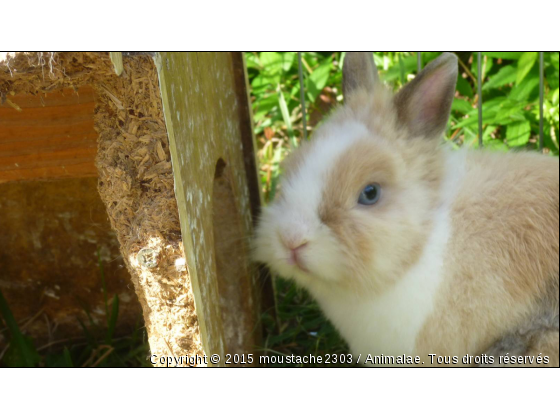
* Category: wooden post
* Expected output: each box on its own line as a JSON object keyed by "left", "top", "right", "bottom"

{"left": 155, "top": 52, "right": 265, "bottom": 365}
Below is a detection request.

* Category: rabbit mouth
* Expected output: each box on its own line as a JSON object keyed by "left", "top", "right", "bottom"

{"left": 286, "top": 245, "right": 310, "bottom": 273}
{"left": 290, "top": 259, "right": 309, "bottom": 273}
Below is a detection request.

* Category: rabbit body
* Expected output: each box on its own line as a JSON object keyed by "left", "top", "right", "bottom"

{"left": 253, "top": 53, "right": 559, "bottom": 365}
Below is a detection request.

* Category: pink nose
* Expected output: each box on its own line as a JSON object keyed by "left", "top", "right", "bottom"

{"left": 280, "top": 234, "right": 308, "bottom": 252}
{"left": 289, "top": 241, "right": 307, "bottom": 252}
{"left": 289, "top": 242, "right": 308, "bottom": 253}
{"left": 285, "top": 241, "right": 308, "bottom": 271}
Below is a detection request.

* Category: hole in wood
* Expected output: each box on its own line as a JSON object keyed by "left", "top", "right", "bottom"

{"left": 212, "top": 158, "right": 254, "bottom": 361}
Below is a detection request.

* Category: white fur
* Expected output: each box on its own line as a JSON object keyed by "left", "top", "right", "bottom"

{"left": 282, "top": 120, "right": 370, "bottom": 218}
{"left": 254, "top": 120, "right": 370, "bottom": 284}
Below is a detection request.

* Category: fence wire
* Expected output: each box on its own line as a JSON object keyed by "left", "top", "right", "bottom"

{"left": 477, "top": 52, "right": 484, "bottom": 148}
{"left": 297, "top": 52, "right": 308, "bottom": 143}
{"left": 296, "top": 52, "right": 546, "bottom": 152}
{"left": 539, "top": 52, "right": 545, "bottom": 151}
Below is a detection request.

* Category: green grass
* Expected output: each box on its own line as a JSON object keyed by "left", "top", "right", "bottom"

{"left": 0, "top": 250, "right": 150, "bottom": 368}
{"left": 247, "top": 51, "right": 560, "bottom": 365}
{"left": 259, "top": 279, "right": 350, "bottom": 366}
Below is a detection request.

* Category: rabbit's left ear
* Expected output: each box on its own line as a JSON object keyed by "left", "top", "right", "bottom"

{"left": 342, "top": 52, "right": 380, "bottom": 99}
{"left": 394, "top": 52, "right": 458, "bottom": 139}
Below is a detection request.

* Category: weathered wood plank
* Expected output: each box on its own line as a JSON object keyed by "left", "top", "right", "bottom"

{"left": 0, "top": 86, "right": 98, "bottom": 183}
{"left": 156, "top": 52, "right": 265, "bottom": 365}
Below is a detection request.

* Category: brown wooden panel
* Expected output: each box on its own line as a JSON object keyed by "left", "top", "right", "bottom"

{"left": 0, "top": 86, "right": 98, "bottom": 182}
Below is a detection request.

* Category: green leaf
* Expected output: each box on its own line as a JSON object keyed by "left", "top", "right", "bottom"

{"left": 98, "top": 248, "right": 108, "bottom": 320}
{"left": 398, "top": 53, "right": 406, "bottom": 85}
{"left": 493, "top": 99, "right": 527, "bottom": 123}
{"left": 550, "top": 52, "right": 559, "bottom": 68}
{"left": 2, "top": 335, "right": 41, "bottom": 367}
{"left": 76, "top": 316, "right": 96, "bottom": 347}
{"left": 0, "top": 289, "right": 40, "bottom": 367}
{"left": 307, "top": 57, "right": 332, "bottom": 103}
{"left": 482, "top": 52, "right": 523, "bottom": 60}
{"left": 245, "top": 53, "right": 260, "bottom": 70}
{"left": 63, "top": 347, "right": 74, "bottom": 367}
{"left": 510, "top": 76, "right": 539, "bottom": 102}
{"left": 251, "top": 73, "right": 281, "bottom": 92}
{"left": 383, "top": 54, "right": 417, "bottom": 82}
{"left": 277, "top": 87, "right": 297, "bottom": 149}
{"left": 45, "top": 349, "right": 74, "bottom": 367}
{"left": 546, "top": 65, "right": 559, "bottom": 90}
{"left": 280, "top": 52, "right": 296, "bottom": 72}
{"left": 453, "top": 114, "right": 479, "bottom": 129}
{"left": 483, "top": 125, "right": 498, "bottom": 141}
{"left": 253, "top": 93, "right": 279, "bottom": 121}
{"left": 451, "top": 98, "right": 473, "bottom": 115}
{"left": 456, "top": 76, "right": 474, "bottom": 98}
{"left": 506, "top": 121, "right": 531, "bottom": 147}
{"left": 516, "top": 52, "right": 538, "bottom": 85}
{"left": 485, "top": 139, "right": 509, "bottom": 151}
{"left": 372, "top": 52, "right": 383, "bottom": 68}
{"left": 453, "top": 97, "right": 524, "bottom": 129}
{"left": 106, "top": 294, "right": 120, "bottom": 345}
{"left": 483, "top": 65, "right": 516, "bottom": 91}
{"left": 260, "top": 52, "right": 284, "bottom": 75}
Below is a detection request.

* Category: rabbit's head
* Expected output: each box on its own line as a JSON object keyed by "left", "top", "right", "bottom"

{"left": 253, "top": 53, "right": 458, "bottom": 295}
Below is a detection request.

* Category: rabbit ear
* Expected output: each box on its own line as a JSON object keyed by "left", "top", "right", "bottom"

{"left": 343, "top": 52, "right": 380, "bottom": 99}
{"left": 394, "top": 52, "right": 458, "bottom": 139}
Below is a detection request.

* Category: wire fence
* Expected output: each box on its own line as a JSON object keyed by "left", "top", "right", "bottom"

{"left": 296, "top": 52, "right": 547, "bottom": 151}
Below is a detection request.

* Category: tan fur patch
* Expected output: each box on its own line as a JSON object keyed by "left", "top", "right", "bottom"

{"left": 314, "top": 102, "right": 445, "bottom": 293}
{"left": 317, "top": 141, "right": 398, "bottom": 288}
{"left": 319, "top": 141, "right": 399, "bottom": 214}
{"left": 332, "top": 87, "right": 401, "bottom": 142}
{"left": 416, "top": 151, "right": 560, "bottom": 361}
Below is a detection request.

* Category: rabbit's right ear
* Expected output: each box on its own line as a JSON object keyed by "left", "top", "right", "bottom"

{"left": 342, "top": 52, "right": 379, "bottom": 99}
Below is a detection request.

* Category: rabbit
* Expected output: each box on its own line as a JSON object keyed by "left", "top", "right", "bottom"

{"left": 253, "top": 52, "right": 559, "bottom": 366}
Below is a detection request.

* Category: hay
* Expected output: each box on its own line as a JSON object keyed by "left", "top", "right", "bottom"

{"left": 1, "top": 52, "right": 203, "bottom": 365}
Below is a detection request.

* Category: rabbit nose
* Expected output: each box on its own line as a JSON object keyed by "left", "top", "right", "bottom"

{"left": 289, "top": 242, "right": 308, "bottom": 253}
{"left": 279, "top": 234, "right": 310, "bottom": 271}
{"left": 280, "top": 234, "right": 309, "bottom": 251}
{"left": 288, "top": 242, "right": 309, "bottom": 271}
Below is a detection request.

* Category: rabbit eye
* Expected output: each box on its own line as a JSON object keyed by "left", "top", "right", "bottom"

{"left": 358, "top": 183, "right": 381, "bottom": 205}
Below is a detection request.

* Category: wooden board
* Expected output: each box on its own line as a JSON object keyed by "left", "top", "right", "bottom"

{"left": 156, "top": 52, "right": 266, "bottom": 365}
{"left": 0, "top": 86, "right": 98, "bottom": 183}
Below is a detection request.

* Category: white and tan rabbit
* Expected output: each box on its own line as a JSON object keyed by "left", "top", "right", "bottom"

{"left": 253, "top": 52, "right": 559, "bottom": 366}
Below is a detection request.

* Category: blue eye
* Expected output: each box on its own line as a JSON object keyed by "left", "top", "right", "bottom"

{"left": 358, "top": 183, "right": 381, "bottom": 205}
